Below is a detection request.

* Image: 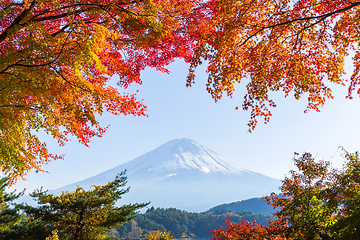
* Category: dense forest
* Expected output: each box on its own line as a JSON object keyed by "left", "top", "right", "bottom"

{"left": 111, "top": 207, "right": 274, "bottom": 239}
{"left": 205, "top": 196, "right": 280, "bottom": 214}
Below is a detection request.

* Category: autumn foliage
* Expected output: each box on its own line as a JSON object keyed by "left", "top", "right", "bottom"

{"left": 145, "top": 230, "right": 175, "bottom": 240}
{"left": 188, "top": 0, "right": 360, "bottom": 130}
{"left": 212, "top": 150, "right": 360, "bottom": 239}
{"left": 265, "top": 153, "right": 340, "bottom": 239}
{"left": 2, "top": 0, "right": 360, "bottom": 182}
{"left": 212, "top": 217, "right": 288, "bottom": 240}
{"left": 0, "top": 0, "right": 198, "bottom": 182}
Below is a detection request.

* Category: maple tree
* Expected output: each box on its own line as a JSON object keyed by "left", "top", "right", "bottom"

{"left": 265, "top": 153, "right": 339, "bottom": 239}
{"left": 266, "top": 151, "right": 360, "bottom": 239}
{"left": 211, "top": 216, "right": 288, "bottom": 240}
{"left": 2, "top": 0, "right": 360, "bottom": 182}
{"left": 0, "top": 0, "right": 198, "bottom": 183}
{"left": 331, "top": 150, "right": 360, "bottom": 239}
{"left": 212, "top": 151, "right": 360, "bottom": 239}
{"left": 187, "top": 0, "right": 360, "bottom": 130}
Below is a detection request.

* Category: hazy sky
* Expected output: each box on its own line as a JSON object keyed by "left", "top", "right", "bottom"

{"left": 11, "top": 58, "right": 360, "bottom": 193}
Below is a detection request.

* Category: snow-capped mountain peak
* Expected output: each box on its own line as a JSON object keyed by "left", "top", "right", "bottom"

{"left": 116, "top": 138, "right": 248, "bottom": 176}
{"left": 51, "top": 138, "right": 280, "bottom": 212}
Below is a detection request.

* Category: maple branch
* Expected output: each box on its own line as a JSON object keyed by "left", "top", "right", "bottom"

{"left": 0, "top": 1, "right": 36, "bottom": 44}
{"left": 0, "top": 30, "right": 70, "bottom": 74}
{"left": 0, "top": 0, "right": 142, "bottom": 44}
{"left": 32, "top": 0, "right": 140, "bottom": 23}
{"left": 240, "top": 2, "right": 360, "bottom": 47}
{"left": 50, "top": 66, "right": 92, "bottom": 94}
{"left": 270, "top": 0, "right": 340, "bottom": 17}
{"left": 0, "top": 105, "right": 44, "bottom": 112}
{"left": 33, "top": 9, "right": 84, "bottom": 23}
{"left": 51, "top": 24, "right": 70, "bottom": 37}
{"left": 4, "top": 51, "right": 62, "bottom": 69}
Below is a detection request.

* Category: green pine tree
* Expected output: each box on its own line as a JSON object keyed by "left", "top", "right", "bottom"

{"left": 21, "top": 171, "right": 149, "bottom": 240}
{"left": 0, "top": 177, "right": 23, "bottom": 231}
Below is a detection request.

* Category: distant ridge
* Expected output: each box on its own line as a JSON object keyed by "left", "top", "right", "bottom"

{"left": 51, "top": 138, "right": 281, "bottom": 212}
{"left": 205, "top": 195, "right": 281, "bottom": 214}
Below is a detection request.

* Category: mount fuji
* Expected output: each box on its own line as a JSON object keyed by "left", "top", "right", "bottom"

{"left": 51, "top": 138, "right": 280, "bottom": 212}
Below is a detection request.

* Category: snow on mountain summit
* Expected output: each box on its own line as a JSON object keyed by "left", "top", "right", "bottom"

{"left": 120, "top": 138, "right": 248, "bottom": 176}
{"left": 51, "top": 138, "right": 280, "bottom": 212}
{"left": 53, "top": 138, "right": 252, "bottom": 193}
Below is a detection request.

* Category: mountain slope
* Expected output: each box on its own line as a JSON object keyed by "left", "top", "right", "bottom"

{"left": 205, "top": 196, "right": 279, "bottom": 214}
{"left": 51, "top": 138, "right": 280, "bottom": 212}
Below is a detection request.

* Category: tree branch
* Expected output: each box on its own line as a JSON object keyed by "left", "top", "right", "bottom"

{"left": 240, "top": 2, "right": 360, "bottom": 47}
{"left": 0, "top": 1, "right": 37, "bottom": 44}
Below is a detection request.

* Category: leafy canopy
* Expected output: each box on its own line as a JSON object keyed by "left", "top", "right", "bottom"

{"left": 265, "top": 153, "right": 339, "bottom": 239}
{"left": 212, "top": 150, "right": 360, "bottom": 239}
{"left": 2, "top": 0, "right": 360, "bottom": 182}
{"left": 0, "top": 0, "right": 198, "bottom": 182}
{"left": 188, "top": 0, "right": 360, "bottom": 130}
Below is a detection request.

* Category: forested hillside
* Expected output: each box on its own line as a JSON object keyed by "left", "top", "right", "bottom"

{"left": 113, "top": 207, "right": 274, "bottom": 239}
{"left": 205, "top": 195, "right": 281, "bottom": 214}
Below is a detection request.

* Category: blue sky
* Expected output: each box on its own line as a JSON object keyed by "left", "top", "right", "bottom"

{"left": 12, "top": 59, "right": 360, "bottom": 193}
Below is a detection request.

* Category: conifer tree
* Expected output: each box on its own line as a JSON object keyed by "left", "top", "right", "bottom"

{"left": 0, "top": 177, "right": 23, "bottom": 235}
{"left": 20, "top": 171, "right": 148, "bottom": 240}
